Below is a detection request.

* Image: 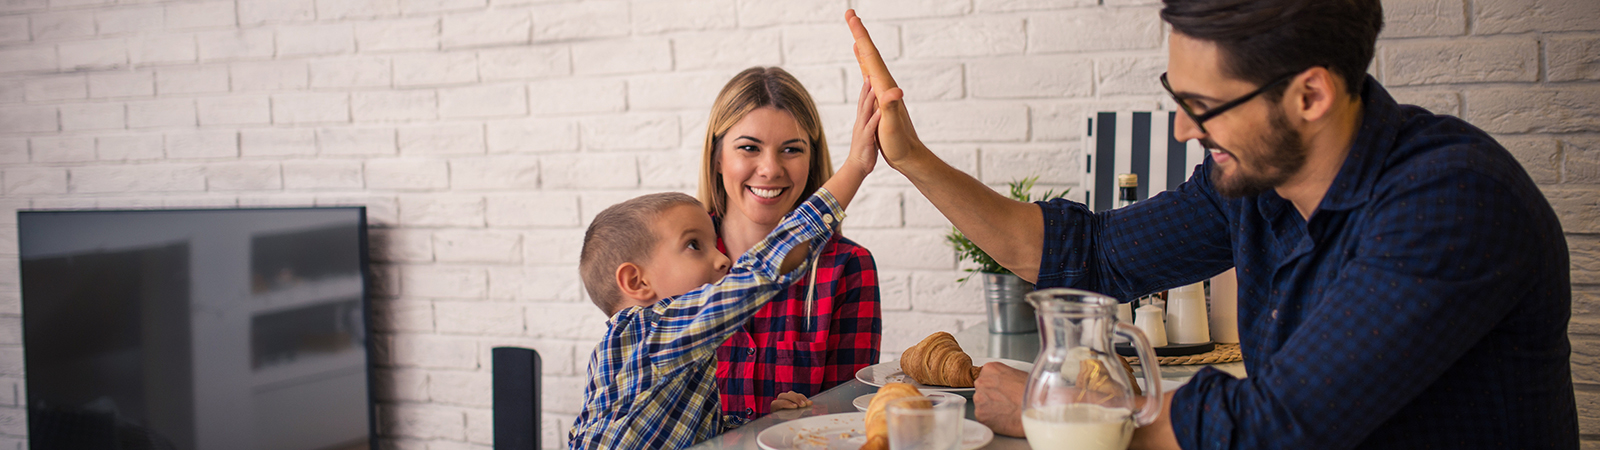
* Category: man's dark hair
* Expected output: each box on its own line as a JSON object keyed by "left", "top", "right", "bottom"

{"left": 1161, "top": 0, "right": 1384, "bottom": 99}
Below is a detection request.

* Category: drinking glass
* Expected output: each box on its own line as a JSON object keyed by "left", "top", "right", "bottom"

{"left": 886, "top": 394, "right": 964, "bottom": 450}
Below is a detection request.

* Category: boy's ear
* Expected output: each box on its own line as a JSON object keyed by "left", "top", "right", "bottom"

{"left": 615, "top": 262, "right": 656, "bottom": 302}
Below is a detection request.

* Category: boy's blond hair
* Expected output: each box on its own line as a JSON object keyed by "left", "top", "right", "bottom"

{"left": 579, "top": 192, "right": 704, "bottom": 315}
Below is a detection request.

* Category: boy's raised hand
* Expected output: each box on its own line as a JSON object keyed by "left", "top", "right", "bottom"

{"left": 778, "top": 78, "right": 881, "bottom": 276}
{"left": 845, "top": 10, "right": 928, "bottom": 172}
{"left": 850, "top": 79, "right": 882, "bottom": 174}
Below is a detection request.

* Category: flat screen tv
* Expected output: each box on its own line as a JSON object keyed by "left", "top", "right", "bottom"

{"left": 18, "top": 207, "right": 373, "bottom": 450}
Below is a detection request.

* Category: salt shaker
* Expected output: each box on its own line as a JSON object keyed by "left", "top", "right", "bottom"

{"left": 1134, "top": 304, "right": 1168, "bottom": 347}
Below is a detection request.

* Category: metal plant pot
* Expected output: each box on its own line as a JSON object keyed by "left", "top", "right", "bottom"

{"left": 983, "top": 273, "right": 1036, "bottom": 334}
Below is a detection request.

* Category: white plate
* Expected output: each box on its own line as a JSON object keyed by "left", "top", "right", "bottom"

{"left": 1140, "top": 377, "right": 1188, "bottom": 394}
{"left": 852, "top": 390, "right": 960, "bottom": 412}
{"left": 854, "top": 379, "right": 1184, "bottom": 412}
{"left": 854, "top": 357, "right": 1033, "bottom": 392}
{"left": 755, "top": 412, "right": 993, "bottom": 450}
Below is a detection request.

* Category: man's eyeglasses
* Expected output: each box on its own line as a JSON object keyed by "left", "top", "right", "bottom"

{"left": 1160, "top": 70, "right": 1301, "bottom": 135}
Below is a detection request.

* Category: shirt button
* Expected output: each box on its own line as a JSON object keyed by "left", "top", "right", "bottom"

{"left": 822, "top": 214, "right": 835, "bottom": 225}
{"left": 745, "top": 408, "right": 754, "bottom": 416}
{"left": 1271, "top": 309, "right": 1278, "bottom": 320}
{"left": 748, "top": 348, "right": 756, "bottom": 356}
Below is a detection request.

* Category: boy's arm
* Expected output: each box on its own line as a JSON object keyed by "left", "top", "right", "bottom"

{"left": 644, "top": 190, "right": 845, "bottom": 374}
{"left": 814, "top": 75, "right": 881, "bottom": 218}
{"left": 771, "top": 76, "right": 880, "bottom": 276}
{"left": 642, "top": 75, "right": 882, "bottom": 374}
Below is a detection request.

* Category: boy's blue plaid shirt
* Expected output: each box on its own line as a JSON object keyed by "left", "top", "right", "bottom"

{"left": 568, "top": 189, "right": 843, "bottom": 450}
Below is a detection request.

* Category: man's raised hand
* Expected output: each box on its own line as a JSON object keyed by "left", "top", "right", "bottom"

{"left": 845, "top": 10, "right": 927, "bottom": 171}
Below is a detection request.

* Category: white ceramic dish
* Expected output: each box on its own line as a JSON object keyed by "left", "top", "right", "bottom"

{"left": 852, "top": 390, "right": 963, "bottom": 412}
{"left": 754, "top": 412, "right": 993, "bottom": 450}
{"left": 854, "top": 357, "right": 1033, "bottom": 392}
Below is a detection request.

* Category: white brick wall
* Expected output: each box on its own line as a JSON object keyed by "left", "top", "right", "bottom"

{"left": 1, "top": 1, "right": 1597, "bottom": 448}
{"left": 87, "top": 70, "right": 154, "bottom": 98}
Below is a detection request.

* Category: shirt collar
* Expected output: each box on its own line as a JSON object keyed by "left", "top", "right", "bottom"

{"left": 1315, "top": 75, "right": 1406, "bottom": 212}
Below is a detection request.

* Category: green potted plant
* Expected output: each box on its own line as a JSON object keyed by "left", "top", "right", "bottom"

{"left": 947, "top": 176, "right": 1068, "bottom": 334}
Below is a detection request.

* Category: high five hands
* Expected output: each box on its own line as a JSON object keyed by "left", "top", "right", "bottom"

{"left": 845, "top": 10, "right": 928, "bottom": 172}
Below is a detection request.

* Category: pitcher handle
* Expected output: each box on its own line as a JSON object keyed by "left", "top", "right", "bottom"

{"left": 1114, "top": 321, "right": 1164, "bottom": 427}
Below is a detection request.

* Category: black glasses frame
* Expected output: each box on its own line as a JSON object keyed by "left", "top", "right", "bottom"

{"left": 1160, "top": 70, "right": 1302, "bottom": 135}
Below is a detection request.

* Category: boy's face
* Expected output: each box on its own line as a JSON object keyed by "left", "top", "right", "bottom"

{"left": 636, "top": 203, "right": 733, "bottom": 302}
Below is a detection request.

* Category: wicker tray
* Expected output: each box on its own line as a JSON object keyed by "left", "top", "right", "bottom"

{"left": 1124, "top": 343, "right": 1242, "bottom": 366}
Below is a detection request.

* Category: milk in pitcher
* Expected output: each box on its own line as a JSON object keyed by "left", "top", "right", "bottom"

{"left": 1021, "top": 403, "right": 1135, "bottom": 450}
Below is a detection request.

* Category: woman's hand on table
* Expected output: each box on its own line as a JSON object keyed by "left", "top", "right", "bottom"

{"left": 973, "top": 361, "right": 1028, "bottom": 437}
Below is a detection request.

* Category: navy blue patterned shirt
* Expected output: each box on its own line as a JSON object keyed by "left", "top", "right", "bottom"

{"left": 1035, "top": 77, "right": 1575, "bottom": 449}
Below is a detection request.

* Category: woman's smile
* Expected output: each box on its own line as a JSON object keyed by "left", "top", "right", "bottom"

{"left": 748, "top": 186, "right": 787, "bottom": 201}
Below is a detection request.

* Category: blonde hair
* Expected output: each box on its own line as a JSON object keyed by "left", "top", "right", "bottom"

{"left": 698, "top": 67, "right": 833, "bottom": 217}
{"left": 579, "top": 192, "right": 703, "bottom": 315}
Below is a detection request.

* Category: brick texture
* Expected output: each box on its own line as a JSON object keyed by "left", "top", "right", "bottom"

{"left": 969, "top": 55, "right": 1093, "bottom": 98}
{"left": 1548, "top": 35, "right": 1600, "bottom": 82}
{"left": 1474, "top": 0, "right": 1600, "bottom": 34}
{"left": 2, "top": 1, "right": 1597, "bottom": 448}
{"left": 1382, "top": 0, "right": 1466, "bottom": 38}
{"left": 672, "top": 30, "right": 782, "bottom": 71}
{"left": 1030, "top": 7, "right": 1162, "bottom": 54}
{"left": 1384, "top": 37, "right": 1538, "bottom": 85}
{"left": 904, "top": 18, "right": 1021, "bottom": 59}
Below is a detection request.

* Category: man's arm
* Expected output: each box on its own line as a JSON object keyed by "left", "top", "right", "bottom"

{"left": 1129, "top": 391, "right": 1180, "bottom": 450}
{"left": 846, "top": 11, "right": 1047, "bottom": 282}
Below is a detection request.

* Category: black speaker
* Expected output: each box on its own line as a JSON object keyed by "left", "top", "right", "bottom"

{"left": 493, "top": 347, "right": 541, "bottom": 450}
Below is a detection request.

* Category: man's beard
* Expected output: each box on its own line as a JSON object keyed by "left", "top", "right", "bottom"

{"left": 1206, "top": 108, "right": 1308, "bottom": 198}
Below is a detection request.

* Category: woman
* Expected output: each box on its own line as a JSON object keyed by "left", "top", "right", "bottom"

{"left": 699, "top": 67, "right": 883, "bottom": 420}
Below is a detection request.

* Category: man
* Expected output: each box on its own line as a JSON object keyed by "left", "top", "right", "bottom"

{"left": 847, "top": 0, "right": 1576, "bottom": 448}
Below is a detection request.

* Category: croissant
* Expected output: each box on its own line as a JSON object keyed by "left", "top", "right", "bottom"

{"left": 1117, "top": 354, "right": 1142, "bottom": 396}
{"left": 1073, "top": 354, "right": 1141, "bottom": 404}
{"left": 860, "top": 383, "right": 924, "bottom": 450}
{"left": 900, "top": 332, "right": 983, "bottom": 387}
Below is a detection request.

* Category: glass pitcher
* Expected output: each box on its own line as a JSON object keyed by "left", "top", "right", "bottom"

{"left": 1021, "top": 288, "right": 1163, "bottom": 450}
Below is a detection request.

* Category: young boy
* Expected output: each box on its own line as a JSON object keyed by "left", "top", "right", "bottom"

{"left": 567, "top": 87, "right": 882, "bottom": 450}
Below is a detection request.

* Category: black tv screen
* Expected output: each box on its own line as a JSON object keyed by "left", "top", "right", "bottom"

{"left": 18, "top": 207, "right": 372, "bottom": 450}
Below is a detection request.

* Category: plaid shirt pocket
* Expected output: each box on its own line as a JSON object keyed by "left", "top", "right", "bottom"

{"left": 774, "top": 340, "right": 828, "bottom": 396}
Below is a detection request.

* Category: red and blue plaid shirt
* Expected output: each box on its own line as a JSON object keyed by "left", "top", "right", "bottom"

{"left": 711, "top": 217, "right": 882, "bottom": 419}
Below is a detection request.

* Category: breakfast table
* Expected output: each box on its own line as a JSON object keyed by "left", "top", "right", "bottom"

{"left": 686, "top": 323, "right": 1247, "bottom": 450}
